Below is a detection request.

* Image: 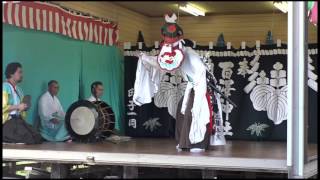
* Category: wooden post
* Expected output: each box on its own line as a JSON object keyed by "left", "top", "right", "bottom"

{"left": 287, "top": 1, "right": 308, "bottom": 178}
{"left": 123, "top": 166, "right": 138, "bottom": 179}
{"left": 50, "top": 164, "right": 68, "bottom": 178}
{"left": 8, "top": 161, "right": 16, "bottom": 175}
{"left": 177, "top": 169, "right": 189, "bottom": 178}
{"left": 202, "top": 169, "right": 217, "bottom": 179}
{"left": 110, "top": 165, "right": 122, "bottom": 178}
{"left": 244, "top": 172, "right": 257, "bottom": 178}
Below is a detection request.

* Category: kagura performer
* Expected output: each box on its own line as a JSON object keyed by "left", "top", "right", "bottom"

{"left": 133, "top": 13, "right": 225, "bottom": 152}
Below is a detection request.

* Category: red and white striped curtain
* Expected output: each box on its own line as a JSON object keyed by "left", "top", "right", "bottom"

{"left": 2, "top": 1, "right": 119, "bottom": 46}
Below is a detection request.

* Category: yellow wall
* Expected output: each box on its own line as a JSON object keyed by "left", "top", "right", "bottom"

{"left": 150, "top": 13, "right": 318, "bottom": 47}
{"left": 52, "top": 1, "right": 152, "bottom": 46}
{"left": 52, "top": 2, "right": 317, "bottom": 47}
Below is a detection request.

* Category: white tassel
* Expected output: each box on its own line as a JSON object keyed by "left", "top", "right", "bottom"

{"left": 155, "top": 41, "right": 159, "bottom": 48}
{"left": 256, "top": 40, "right": 260, "bottom": 49}
{"left": 227, "top": 42, "right": 231, "bottom": 50}
{"left": 277, "top": 39, "right": 281, "bottom": 47}
{"left": 241, "top": 41, "right": 246, "bottom": 49}
{"left": 209, "top": 41, "right": 213, "bottom": 49}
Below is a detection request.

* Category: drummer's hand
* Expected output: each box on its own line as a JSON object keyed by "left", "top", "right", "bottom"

{"left": 50, "top": 118, "right": 60, "bottom": 124}
{"left": 17, "top": 103, "right": 28, "bottom": 112}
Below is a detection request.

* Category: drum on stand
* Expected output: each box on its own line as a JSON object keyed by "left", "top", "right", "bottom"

{"left": 65, "top": 100, "right": 115, "bottom": 142}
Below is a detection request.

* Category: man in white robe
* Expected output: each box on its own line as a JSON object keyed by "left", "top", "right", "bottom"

{"left": 87, "top": 81, "right": 103, "bottom": 102}
{"left": 38, "top": 80, "right": 70, "bottom": 142}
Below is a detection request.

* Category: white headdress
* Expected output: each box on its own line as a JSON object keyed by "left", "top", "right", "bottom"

{"left": 165, "top": 13, "right": 177, "bottom": 23}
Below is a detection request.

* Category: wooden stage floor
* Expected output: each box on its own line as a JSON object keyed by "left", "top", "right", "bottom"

{"left": 3, "top": 138, "right": 318, "bottom": 174}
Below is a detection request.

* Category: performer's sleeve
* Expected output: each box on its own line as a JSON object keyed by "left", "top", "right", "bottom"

{"left": 2, "top": 90, "right": 10, "bottom": 123}
{"left": 38, "top": 96, "right": 54, "bottom": 122}
{"left": 57, "top": 99, "right": 66, "bottom": 120}
{"left": 133, "top": 55, "right": 160, "bottom": 106}
{"left": 141, "top": 54, "right": 159, "bottom": 70}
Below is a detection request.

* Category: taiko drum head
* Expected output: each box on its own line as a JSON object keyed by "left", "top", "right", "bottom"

{"left": 65, "top": 100, "right": 115, "bottom": 143}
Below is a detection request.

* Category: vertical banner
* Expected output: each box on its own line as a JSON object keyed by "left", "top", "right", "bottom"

{"left": 124, "top": 55, "right": 175, "bottom": 137}
{"left": 124, "top": 43, "right": 317, "bottom": 142}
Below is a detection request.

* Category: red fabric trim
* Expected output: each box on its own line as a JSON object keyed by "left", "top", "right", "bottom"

{"left": 51, "top": 10, "right": 56, "bottom": 33}
{"left": 12, "top": 3, "right": 17, "bottom": 26}
{"left": 38, "top": 8, "right": 42, "bottom": 30}
{"left": 211, "top": 92, "right": 216, "bottom": 135}
{"left": 92, "top": 24, "right": 96, "bottom": 43}
{"left": 25, "top": 5, "right": 30, "bottom": 28}
{"left": 101, "top": 27, "right": 105, "bottom": 45}
{"left": 45, "top": 9, "right": 49, "bottom": 31}
{"left": 106, "top": 27, "right": 109, "bottom": 45}
{"left": 81, "top": 22, "right": 86, "bottom": 40}
{"left": 3, "top": 3, "right": 7, "bottom": 23}
{"left": 59, "top": 13, "right": 63, "bottom": 34}
{"left": 32, "top": 6, "right": 37, "bottom": 30}
{"left": 75, "top": 21, "right": 79, "bottom": 40}
{"left": 112, "top": 28, "right": 117, "bottom": 45}
{"left": 7, "top": 81, "right": 21, "bottom": 100}
{"left": 18, "top": 4, "right": 23, "bottom": 27}
{"left": 206, "top": 91, "right": 213, "bottom": 134}
{"left": 3, "top": 1, "right": 118, "bottom": 46}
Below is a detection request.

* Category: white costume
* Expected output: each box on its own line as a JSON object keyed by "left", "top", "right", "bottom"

{"left": 133, "top": 54, "right": 162, "bottom": 106}
{"left": 87, "top": 95, "right": 101, "bottom": 102}
{"left": 38, "top": 91, "right": 69, "bottom": 141}
{"left": 133, "top": 44, "right": 210, "bottom": 144}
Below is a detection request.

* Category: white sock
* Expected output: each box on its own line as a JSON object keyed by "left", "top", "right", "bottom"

{"left": 190, "top": 148, "right": 205, "bottom": 153}
{"left": 176, "top": 144, "right": 182, "bottom": 151}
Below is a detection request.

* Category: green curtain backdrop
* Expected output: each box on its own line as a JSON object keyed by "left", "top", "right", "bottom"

{"left": 80, "top": 43, "right": 124, "bottom": 132}
{"left": 3, "top": 24, "right": 124, "bottom": 133}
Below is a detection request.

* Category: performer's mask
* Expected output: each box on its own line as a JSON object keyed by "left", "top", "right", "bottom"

{"left": 157, "top": 13, "right": 184, "bottom": 72}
